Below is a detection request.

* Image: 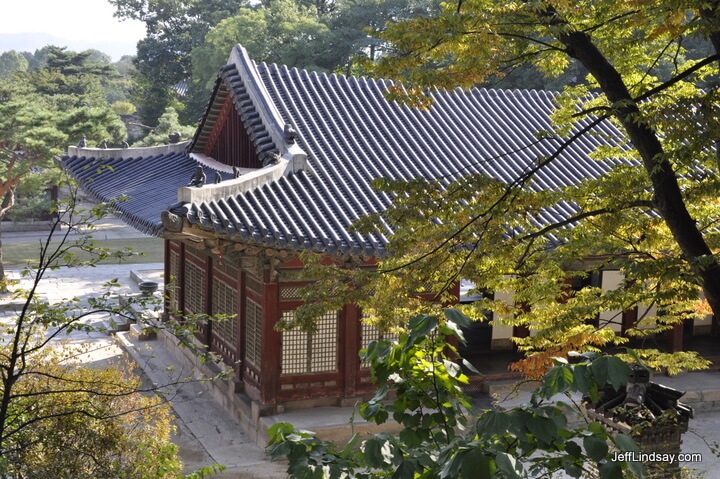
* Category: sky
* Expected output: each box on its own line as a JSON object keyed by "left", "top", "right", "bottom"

{"left": 2, "top": 0, "right": 146, "bottom": 61}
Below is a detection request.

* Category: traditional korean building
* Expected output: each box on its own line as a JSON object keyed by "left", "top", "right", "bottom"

{"left": 61, "top": 45, "right": 711, "bottom": 415}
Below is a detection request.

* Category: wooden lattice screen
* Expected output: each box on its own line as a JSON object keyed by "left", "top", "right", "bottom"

{"left": 184, "top": 262, "right": 206, "bottom": 315}
{"left": 168, "top": 250, "right": 181, "bottom": 312}
{"left": 281, "top": 310, "right": 338, "bottom": 375}
{"left": 212, "top": 277, "right": 237, "bottom": 345}
{"left": 245, "top": 299, "right": 263, "bottom": 369}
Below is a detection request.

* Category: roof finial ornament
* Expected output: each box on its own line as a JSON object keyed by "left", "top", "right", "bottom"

{"left": 77, "top": 135, "right": 87, "bottom": 148}
{"left": 169, "top": 132, "right": 181, "bottom": 143}
{"left": 214, "top": 171, "right": 223, "bottom": 184}
{"left": 188, "top": 166, "right": 206, "bottom": 187}
{"left": 261, "top": 153, "right": 281, "bottom": 167}
{"left": 98, "top": 140, "right": 108, "bottom": 149}
{"left": 233, "top": 166, "right": 242, "bottom": 179}
{"left": 284, "top": 123, "right": 297, "bottom": 144}
{"left": 122, "top": 140, "right": 130, "bottom": 148}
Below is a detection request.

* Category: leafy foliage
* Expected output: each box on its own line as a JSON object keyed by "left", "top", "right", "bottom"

{"left": 133, "top": 107, "right": 196, "bottom": 147}
{"left": 0, "top": 47, "right": 127, "bottom": 284}
{"left": 0, "top": 51, "right": 28, "bottom": 79}
{"left": 292, "top": 0, "right": 720, "bottom": 377}
{"left": 113, "top": 0, "right": 444, "bottom": 122}
{"left": 268, "top": 310, "right": 645, "bottom": 479}
{"left": 2, "top": 356, "right": 181, "bottom": 479}
{"left": 110, "top": 0, "right": 244, "bottom": 125}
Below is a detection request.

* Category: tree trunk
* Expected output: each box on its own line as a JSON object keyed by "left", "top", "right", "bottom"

{"left": 558, "top": 29, "right": 720, "bottom": 318}
{"left": 0, "top": 196, "right": 9, "bottom": 293}
{"left": 0, "top": 237, "right": 5, "bottom": 293}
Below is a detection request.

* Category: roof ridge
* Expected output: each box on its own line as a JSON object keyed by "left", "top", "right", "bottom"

{"left": 67, "top": 141, "right": 190, "bottom": 160}
{"left": 229, "top": 45, "right": 308, "bottom": 170}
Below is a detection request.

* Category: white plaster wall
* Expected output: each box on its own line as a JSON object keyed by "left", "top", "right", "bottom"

{"left": 599, "top": 270, "right": 624, "bottom": 333}
{"left": 491, "top": 290, "right": 515, "bottom": 341}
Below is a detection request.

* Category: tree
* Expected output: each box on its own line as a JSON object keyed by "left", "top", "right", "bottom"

{"left": 191, "top": 0, "right": 335, "bottom": 79}
{"left": 134, "top": 106, "right": 196, "bottom": 146}
{"left": 2, "top": 355, "right": 181, "bottom": 478}
{"left": 110, "top": 0, "right": 247, "bottom": 125}
{"left": 0, "top": 187, "right": 226, "bottom": 477}
{"left": 0, "top": 47, "right": 126, "bottom": 285}
{"left": 0, "top": 51, "right": 28, "bottom": 79}
{"left": 0, "top": 188, "right": 175, "bottom": 476}
{"left": 186, "top": 0, "right": 338, "bottom": 121}
{"left": 290, "top": 1, "right": 720, "bottom": 375}
{"left": 327, "top": 0, "right": 440, "bottom": 76}
{"left": 268, "top": 310, "right": 647, "bottom": 478}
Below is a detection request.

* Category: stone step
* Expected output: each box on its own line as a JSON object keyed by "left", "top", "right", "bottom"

{"left": 129, "top": 322, "right": 157, "bottom": 341}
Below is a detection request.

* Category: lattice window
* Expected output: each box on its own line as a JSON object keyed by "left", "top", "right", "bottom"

{"left": 184, "top": 262, "right": 206, "bottom": 315}
{"left": 280, "top": 285, "right": 304, "bottom": 301}
{"left": 281, "top": 310, "right": 338, "bottom": 375}
{"left": 169, "top": 250, "right": 181, "bottom": 312}
{"left": 245, "top": 299, "right": 263, "bottom": 368}
{"left": 212, "top": 277, "right": 237, "bottom": 344}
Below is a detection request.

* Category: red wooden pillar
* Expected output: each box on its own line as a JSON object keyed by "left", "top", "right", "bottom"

{"left": 260, "top": 281, "right": 281, "bottom": 404}
{"left": 666, "top": 322, "right": 684, "bottom": 353}
{"left": 343, "top": 303, "right": 361, "bottom": 399}
{"left": 622, "top": 307, "right": 637, "bottom": 335}
{"left": 236, "top": 269, "right": 246, "bottom": 378}
{"left": 178, "top": 242, "right": 186, "bottom": 314}
{"left": 163, "top": 239, "right": 171, "bottom": 319}
{"left": 513, "top": 325, "right": 530, "bottom": 338}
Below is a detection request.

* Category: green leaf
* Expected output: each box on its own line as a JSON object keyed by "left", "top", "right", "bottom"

{"left": 565, "top": 441, "right": 582, "bottom": 458}
{"left": 590, "top": 356, "right": 629, "bottom": 391}
{"left": 583, "top": 436, "right": 609, "bottom": 462}
{"left": 363, "top": 438, "right": 386, "bottom": 468}
{"left": 399, "top": 428, "right": 422, "bottom": 448}
{"left": 393, "top": 460, "right": 416, "bottom": 479}
{"left": 565, "top": 464, "right": 583, "bottom": 478}
{"left": 460, "top": 450, "right": 494, "bottom": 479}
{"left": 267, "top": 421, "right": 296, "bottom": 439}
{"left": 495, "top": 452, "right": 522, "bottom": 479}
{"left": 476, "top": 410, "right": 511, "bottom": 438}
{"left": 444, "top": 308, "right": 473, "bottom": 328}
{"left": 627, "top": 460, "right": 647, "bottom": 479}
{"left": 405, "top": 314, "right": 438, "bottom": 350}
{"left": 364, "top": 438, "right": 394, "bottom": 468}
{"left": 440, "top": 450, "right": 463, "bottom": 478}
{"left": 507, "top": 410, "right": 529, "bottom": 437}
{"left": 613, "top": 433, "right": 640, "bottom": 453}
{"left": 540, "top": 363, "right": 575, "bottom": 396}
{"left": 526, "top": 416, "right": 558, "bottom": 445}
{"left": 572, "top": 364, "right": 591, "bottom": 394}
{"left": 598, "top": 460, "right": 624, "bottom": 479}
{"left": 588, "top": 422, "right": 605, "bottom": 435}
{"left": 340, "top": 433, "right": 361, "bottom": 459}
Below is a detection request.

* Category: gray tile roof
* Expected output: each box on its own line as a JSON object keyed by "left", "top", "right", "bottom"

{"left": 61, "top": 151, "right": 229, "bottom": 236}
{"left": 62, "top": 45, "right": 630, "bottom": 257}
{"left": 183, "top": 47, "right": 627, "bottom": 256}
